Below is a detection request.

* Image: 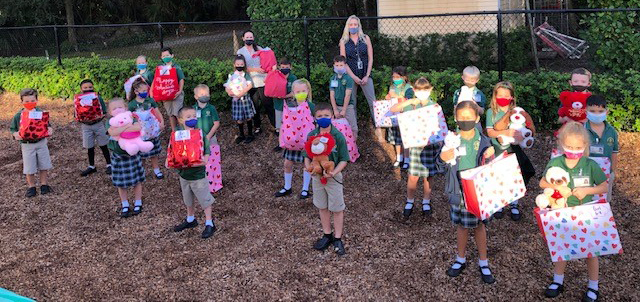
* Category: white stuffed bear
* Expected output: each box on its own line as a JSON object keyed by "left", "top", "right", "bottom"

{"left": 457, "top": 86, "right": 475, "bottom": 103}
{"left": 442, "top": 131, "right": 461, "bottom": 166}
{"left": 497, "top": 107, "right": 535, "bottom": 149}
{"left": 535, "top": 167, "right": 571, "bottom": 209}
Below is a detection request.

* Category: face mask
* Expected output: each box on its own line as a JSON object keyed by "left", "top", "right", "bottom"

{"left": 587, "top": 111, "right": 606, "bottom": 124}
{"left": 138, "top": 92, "right": 148, "bottom": 99}
{"left": 23, "top": 102, "right": 37, "bottom": 110}
{"left": 295, "top": 92, "right": 308, "bottom": 102}
{"left": 317, "top": 117, "right": 332, "bottom": 128}
{"left": 393, "top": 79, "right": 404, "bottom": 86}
{"left": 349, "top": 27, "right": 359, "bottom": 34}
{"left": 572, "top": 85, "right": 588, "bottom": 92}
{"left": 197, "top": 96, "right": 210, "bottom": 103}
{"left": 185, "top": 119, "right": 198, "bottom": 128}
{"left": 414, "top": 90, "right": 431, "bottom": 101}
{"left": 563, "top": 148, "right": 584, "bottom": 160}
{"left": 457, "top": 120, "right": 476, "bottom": 131}
{"left": 334, "top": 67, "right": 346, "bottom": 75}
{"left": 137, "top": 64, "right": 147, "bottom": 70}
{"left": 280, "top": 68, "right": 291, "bottom": 75}
{"left": 162, "top": 57, "right": 173, "bottom": 63}
{"left": 496, "top": 97, "right": 512, "bottom": 107}
{"left": 82, "top": 89, "right": 94, "bottom": 93}
{"left": 235, "top": 66, "right": 245, "bottom": 72}
{"left": 245, "top": 39, "right": 254, "bottom": 46}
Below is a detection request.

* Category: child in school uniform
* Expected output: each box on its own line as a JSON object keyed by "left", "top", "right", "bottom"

{"left": 168, "top": 107, "right": 217, "bottom": 239}
{"left": 540, "top": 121, "right": 608, "bottom": 302}
{"left": 10, "top": 88, "right": 53, "bottom": 197}
{"left": 273, "top": 57, "right": 297, "bottom": 152}
{"left": 275, "top": 79, "right": 315, "bottom": 199}
{"left": 452, "top": 66, "right": 487, "bottom": 111}
{"left": 390, "top": 77, "right": 442, "bottom": 217}
{"left": 193, "top": 84, "right": 222, "bottom": 193}
{"left": 584, "top": 95, "right": 618, "bottom": 200}
{"left": 225, "top": 54, "right": 256, "bottom": 144}
{"left": 485, "top": 81, "right": 536, "bottom": 221}
{"left": 385, "top": 66, "right": 414, "bottom": 170}
{"left": 135, "top": 55, "right": 153, "bottom": 84}
{"left": 77, "top": 79, "right": 112, "bottom": 176}
{"left": 150, "top": 47, "right": 185, "bottom": 132}
{"left": 439, "top": 100, "right": 496, "bottom": 284}
{"left": 128, "top": 78, "right": 165, "bottom": 179}
{"left": 558, "top": 68, "right": 592, "bottom": 125}
{"left": 329, "top": 55, "right": 357, "bottom": 139}
{"left": 106, "top": 98, "right": 146, "bottom": 218}
{"left": 303, "top": 102, "right": 350, "bottom": 256}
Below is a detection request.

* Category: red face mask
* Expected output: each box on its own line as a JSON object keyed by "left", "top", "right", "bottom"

{"left": 496, "top": 97, "right": 512, "bottom": 107}
{"left": 23, "top": 102, "right": 37, "bottom": 110}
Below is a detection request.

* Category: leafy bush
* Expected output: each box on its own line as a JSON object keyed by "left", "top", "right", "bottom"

{"left": 1, "top": 57, "right": 638, "bottom": 131}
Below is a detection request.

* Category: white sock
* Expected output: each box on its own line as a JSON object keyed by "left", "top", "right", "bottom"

{"left": 121, "top": 200, "right": 129, "bottom": 210}
{"left": 284, "top": 172, "right": 293, "bottom": 190}
{"left": 153, "top": 168, "right": 161, "bottom": 175}
{"left": 405, "top": 199, "right": 414, "bottom": 210}
{"left": 302, "top": 171, "right": 311, "bottom": 191}
{"left": 205, "top": 219, "right": 214, "bottom": 226}
{"left": 549, "top": 274, "right": 565, "bottom": 290}
{"left": 478, "top": 259, "right": 491, "bottom": 275}
{"left": 106, "top": 164, "right": 112, "bottom": 167}
{"left": 587, "top": 279, "right": 599, "bottom": 299}
{"left": 422, "top": 199, "right": 431, "bottom": 211}
{"left": 186, "top": 215, "right": 195, "bottom": 223}
{"left": 88, "top": 165, "right": 95, "bottom": 169}
{"left": 451, "top": 256, "right": 466, "bottom": 269}
{"left": 134, "top": 200, "right": 142, "bottom": 207}
{"left": 396, "top": 154, "right": 402, "bottom": 162}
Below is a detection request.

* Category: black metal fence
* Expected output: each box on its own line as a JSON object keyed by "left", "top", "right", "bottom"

{"left": 1, "top": 8, "right": 639, "bottom": 80}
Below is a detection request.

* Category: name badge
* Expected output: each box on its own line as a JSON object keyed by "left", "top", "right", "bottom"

{"left": 457, "top": 146, "right": 467, "bottom": 156}
{"left": 196, "top": 110, "right": 202, "bottom": 118}
{"left": 160, "top": 65, "right": 171, "bottom": 75}
{"left": 573, "top": 176, "right": 590, "bottom": 188}
{"left": 357, "top": 59, "right": 363, "bottom": 70}
{"left": 175, "top": 130, "right": 191, "bottom": 141}
{"left": 590, "top": 145, "right": 604, "bottom": 155}
{"left": 80, "top": 94, "right": 96, "bottom": 106}
{"left": 29, "top": 111, "right": 43, "bottom": 120}
{"left": 330, "top": 80, "right": 339, "bottom": 88}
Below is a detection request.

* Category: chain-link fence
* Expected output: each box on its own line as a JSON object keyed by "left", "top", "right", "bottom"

{"left": 1, "top": 8, "right": 639, "bottom": 79}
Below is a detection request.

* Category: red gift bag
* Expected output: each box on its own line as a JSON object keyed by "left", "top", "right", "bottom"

{"left": 19, "top": 110, "right": 50, "bottom": 141}
{"left": 151, "top": 65, "right": 179, "bottom": 101}
{"left": 264, "top": 70, "right": 287, "bottom": 98}
{"left": 167, "top": 129, "right": 204, "bottom": 169}
{"left": 74, "top": 92, "right": 104, "bottom": 123}
{"left": 251, "top": 48, "right": 277, "bottom": 71}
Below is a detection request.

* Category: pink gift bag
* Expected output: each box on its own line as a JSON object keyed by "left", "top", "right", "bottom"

{"left": 550, "top": 149, "right": 611, "bottom": 201}
{"left": 279, "top": 102, "right": 314, "bottom": 151}
{"left": 206, "top": 144, "right": 223, "bottom": 193}
{"left": 332, "top": 118, "right": 360, "bottom": 162}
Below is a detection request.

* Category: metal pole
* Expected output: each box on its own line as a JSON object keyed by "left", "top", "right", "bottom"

{"left": 158, "top": 23, "right": 164, "bottom": 49}
{"left": 303, "top": 17, "right": 311, "bottom": 80}
{"left": 497, "top": 2, "right": 504, "bottom": 81}
{"left": 525, "top": 2, "right": 540, "bottom": 71}
{"left": 54, "top": 26, "right": 62, "bottom": 66}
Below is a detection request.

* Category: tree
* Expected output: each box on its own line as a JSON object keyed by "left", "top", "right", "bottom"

{"left": 64, "top": 0, "right": 78, "bottom": 51}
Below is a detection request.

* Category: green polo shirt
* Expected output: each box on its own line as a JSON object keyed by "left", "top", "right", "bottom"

{"left": 400, "top": 99, "right": 435, "bottom": 112}
{"left": 453, "top": 86, "right": 487, "bottom": 109}
{"left": 274, "top": 73, "right": 297, "bottom": 111}
{"left": 544, "top": 156, "right": 607, "bottom": 207}
{"left": 585, "top": 121, "right": 619, "bottom": 160}
{"left": 128, "top": 97, "right": 158, "bottom": 112}
{"left": 174, "top": 126, "right": 210, "bottom": 181}
{"left": 10, "top": 108, "right": 50, "bottom": 143}
{"left": 389, "top": 83, "right": 415, "bottom": 100}
{"left": 138, "top": 69, "right": 154, "bottom": 83}
{"left": 96, "top": 96, "right": 107, "bottom": 113}
{"left": 194, "top": 103, "right": 220, "bottom": 134}
{"left": 303, "top": 125, "right": 350, "bottom": 166}
{"left": 458, "top": 128, "right": 481, "bottom": 171}
{"left": 106, "top": 119, "right": 139, "bottom": 155}
{"left": 485, "top": 107, "right": 510, "bottom": 152}
{"left": 330, "top": 74, "right": 355, "bottom": 106}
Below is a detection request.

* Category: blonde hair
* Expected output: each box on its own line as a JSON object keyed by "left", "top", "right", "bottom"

{"left": 489, "top": 81, "right": 516, "bottom": 118}
{"left": 557, "top": 122, "right": 591, "bottom": 157}
{"left": 462, "top": 66, "right": 480, "bottom": 77}
{"left": 108, "top": 98, "right": 126, "bottom": 114}
{"left": 571, "top": 67, "right": 592, "bottom": 80}
{"left": 292, "top": 79, "right": 313, "bottom": 102}
{"left": 194, "top": 84, "right": 209, "bottom": 94}
{"left": 136, "top": 55, "right": 147, "bottom": 62}
{"left": 340, "top": 15, "right": 366, "bottom": 45}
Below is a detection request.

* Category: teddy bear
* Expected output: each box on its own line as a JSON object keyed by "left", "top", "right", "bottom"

{"left": 494, "top": 106, "right": 536, "bottom": 148}
{"left": 441, "top": 131, "right": 461, "bottom": 165}
{"left": 558, "top": 91, "right": 590, "bottom": 123}
{"left": 109, "top": 108, "right": 154, "bottom": 156}
{"left": 304, "top": 133, "right": 336, "bottom": 184}
{"left": 535, "top": 166, "right": 572, "bottom": 209}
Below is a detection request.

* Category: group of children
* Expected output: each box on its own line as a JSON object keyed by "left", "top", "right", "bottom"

{"left": 10, "top": 50, "right": 619, "bottom": 299}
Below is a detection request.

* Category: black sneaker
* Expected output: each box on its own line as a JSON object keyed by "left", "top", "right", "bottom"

{"left": 120, "top": 207, "right": 131, "bottom": 218}
{"left": 313, "top": 234, "right": 334, "bottom": 250}
{"left": 235, "top": 136, "right": 245, "bottom": 144}
{"left": 493, "top": 209, "right": 504, "bottom": 219}
{"left": 40, "top": 185, "right": 52, "bottom": 195}
{"left": 105, "top": 165, "right": 112, "bottom": 175}
{"left": 446, "top": 261, "right": 466, "bottom": 277}
{"left": 582, "top": 288, "right": 599, "bottom": 302}
{"left": 132, "top": 204, "right": 143, "bottom": 215}
{"left": 25, "top": 187, "right": 37, "bottom": 198}
{"left": 174, "top": 219, "right": 198, "bottom": 232}
{"left": 333, "top": 239, "right": 346, "bottom": 255}
{"left": 273, "top": 146, "right": 283, "bottom": 152}
{"left": 81, "top": 167, "right": 97, "bottom": 177}
{"left": 201, "top": 224, "right": 216, "bottom": 239}
{"left": 478, "top": 266, "right": 496, "bottom": 284}
{"left": 244, "top": 135, "right": 255, "bottom": 144}
{"left": 275, "top": 188, "right": 292, "bottom": 198}
{"left": 544, "top": 282, "right": 564, "bottom": 298}
{"left": 299, "top": 190, "right": 311, "bottom": 200}
{"left": 510, "top": 206, "right": 522, "bottom": 221}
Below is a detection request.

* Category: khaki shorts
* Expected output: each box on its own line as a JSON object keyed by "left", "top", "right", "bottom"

{"left": 163, "top": 92, "right": 185, "bottom": 117}
{"left": 179, "top": 177, "right": 215, "bottom": 209}
{"left": 21, "top": 138, "right": 53, "bottom": 175}
{"left": 81, "top": 121, "right": 109, "bottom": 149}
{"left": 275, "top": 109, "right": 283, "bottom": 130}
{"left": 312, "top": 172, "right": 345, "bottom": 212}
{"left": 337, "top": 105, "right": 358, "bottom": 139}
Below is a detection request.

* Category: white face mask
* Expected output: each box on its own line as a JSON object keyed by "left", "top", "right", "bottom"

{"left": 415, "top": 90, "right": 431, "bottom": 101}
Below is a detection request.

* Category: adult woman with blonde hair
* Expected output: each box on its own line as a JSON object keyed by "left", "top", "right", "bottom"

{"left": 339, "top": 15, "right": 381, "bottom": 141}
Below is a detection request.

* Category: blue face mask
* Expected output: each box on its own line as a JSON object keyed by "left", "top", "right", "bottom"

{"left": 316, "top": 117, "right": 332, "bottom": 128}
{"left": 349, "top": 27, "right": 359, "bottom": 34}
{"left": 137, "top": 63, "right": 147, "bottom": 70}
{"left": 138, "top": 91, "right": 148, "bottom": 99}
{"left": 185, "top": 119, "right": 198, "bottom": 128}
{"left": 587, "top": 111, "right": 607, "bottom": 124}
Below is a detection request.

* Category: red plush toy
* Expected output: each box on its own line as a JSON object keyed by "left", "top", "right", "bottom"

{"left": 304, "top": 133, "right": 336, "bottom": 185}
{"left": 558, "top": 91, "right": 591, "bottom": 123}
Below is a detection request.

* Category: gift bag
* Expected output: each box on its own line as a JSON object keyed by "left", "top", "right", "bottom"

{"left": 151, "top": 65, "right": 179, "bottom": 101}
{"left": 397, "top": 104, "right": 448, "bottom": 148}
{"left": 206, "top": 144, "right": 223, "bottom": 193}
{"left": 332, "top": 118, "right": 360, "bottom": 162}
{"left": 279, "top": 102, "right": 314, "bottom": 151}
{"left": 251, "top": 48, "right": 277, "bottom": 71}
{"left": 550, "top": 149, "right": 611, "bottom": 201}
{"left": 167, "top": 129, "right": 204, "bottom": 169}
{"left": 133, "top": 110, "right": 161, "bottom": 141}
{"left": 264, "top": 70, "right": 287, "bottom": 98}
{"left": 535, "top": 202, "right": 623, "bottom": 262}
{"left": 74, "top": 92, "right": 104, "bottom": 123}
{"left": 224, "top": 72, "right": 249, "bottom": 96}
{"left": 460, "top": 153, "right": 526, "bottom": 220}
{"left": 19, "top": 110, "right": 50, "bottom": 141}
{"left": 373, "top": 99, "right": 399, "bottom": 128}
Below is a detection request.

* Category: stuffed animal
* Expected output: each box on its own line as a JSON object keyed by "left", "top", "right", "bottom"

{"left": 109, "top": 108, "right": 154, "bottom": 156}
{"left": 535, "top": 166, "right": 572, "bottom": 209}
{"left": 441, "top": 131, "right": 461, "bottom": 165}
{"left": 225, "top": 72, "right": 249, "bottom": 96}
{"left": 304, "top": 133, "right": 336, "bottom": 184}
{"left": 558, "top": 91, "right": 590, "bottom": 123}
{"left": 457, "top": 86, "right": 474, "bottom": 103}
{"left": 494, "top": 107, "right": 536, "bottom": 148}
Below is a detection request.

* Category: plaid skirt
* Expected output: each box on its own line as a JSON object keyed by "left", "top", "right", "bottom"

{"left": 386, "top": 127, "right": 402, "bottom": 145}
{"left": 283, "top": 149, "right": 304, "bottom": 163}
{"left": 140, "top": 137, "right": 162, "bottom": 158}
{"left": 232, "top": 95, "right": 256, "bottom": 121}
{"left": 111, "top": 152, "right": 146, "bottom": 188}
{"left": 450, "top": 203, "right": 480, "bottom": 229}
{"left": 408, "top": 142, "right": 444, "bottom": 177}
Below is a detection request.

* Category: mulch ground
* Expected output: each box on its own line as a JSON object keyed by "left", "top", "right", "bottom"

{"left": 0, "top": 93, "right": 638, "bottom": 301}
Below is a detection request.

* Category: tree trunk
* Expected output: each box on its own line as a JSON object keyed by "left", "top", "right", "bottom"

{"left": 64, "top": 0, "right": 78, "bottom": 51}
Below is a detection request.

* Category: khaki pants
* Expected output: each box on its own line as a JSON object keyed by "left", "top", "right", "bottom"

{"left": 312, "top": 172, "right": 345, "bottom": 212}
{"left": 163, "top": 92, "right": 185, "bottom": 117}
{"left": 81, "top": 121, "right": 109, "bottom": 148}
{"left": 21, "top": 139, "right": 53, "bottom": 175}
{"left": 179, "top": 177, "right": 215, "bottom": 208}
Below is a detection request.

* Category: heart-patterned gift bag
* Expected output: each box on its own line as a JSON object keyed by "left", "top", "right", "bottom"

{"left": 74, "top": 92, "right": 104, "bottom": 123}
{"left": 373, "top": 99, "right": 399, "bottom": 128}
{"left": 206, "top": 144, "right": 223, "bottom": 193}
{"left": 332, "top": 118, "right": 360, "bottom": 162}
{"left": 397, "top": 104, "right": 448, "bottom": 148}
{"left": 167, "top": 129, "right": 204, "bottom": 169}
{"left": 19, "top": 110, "right": 50, "bottom": 141}
{"left": 279, "top": 102, "right": 314, "bottom": 151}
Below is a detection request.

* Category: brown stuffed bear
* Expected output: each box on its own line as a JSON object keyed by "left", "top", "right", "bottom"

{"left": 493, "top": 106, "right": 536, "bottom": 146}
{"left": 535, "top": 167, "right": 571, "bottom": 209}
{"left": 305, "top": 133, "right": 336, "bottom": 179}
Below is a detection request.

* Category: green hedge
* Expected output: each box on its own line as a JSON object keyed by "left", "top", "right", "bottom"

{"left": 1, "top": 56, "right": 639, "bottom": 131}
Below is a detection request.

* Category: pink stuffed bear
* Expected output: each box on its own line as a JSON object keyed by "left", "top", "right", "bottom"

{"left": 109, "top": 108, "right": 154, "bottom": 156}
